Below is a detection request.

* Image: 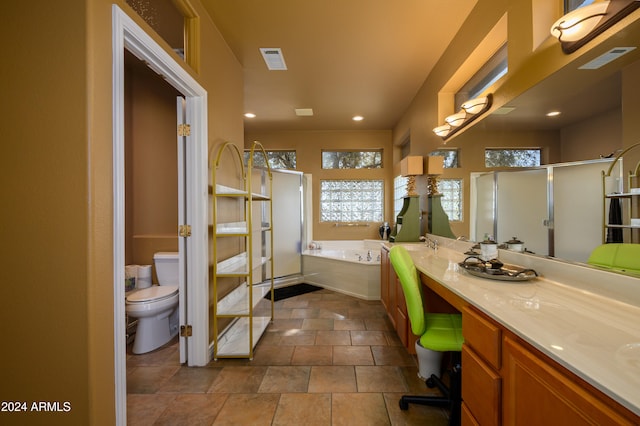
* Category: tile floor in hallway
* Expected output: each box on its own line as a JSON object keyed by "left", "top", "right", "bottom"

{"left": 126, "top": 288, "right": 450, "bottom": 425}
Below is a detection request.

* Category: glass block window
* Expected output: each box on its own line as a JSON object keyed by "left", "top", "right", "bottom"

{"left": 320, "top": 180, "right": 384, "bottom": 222}
{"left": 321, "top": 150, "right": 383, "bottom": 169}
{"left": 429, "top": 149, "right": 459, "bottom": 168}
{"left": 439, "top": 178, "right": 463, "bottom": 221}
{"left": 394, "top": 175, "right": 408, "bottom": 219}
{"left": 245, "top": 150, "right": 296, "bottom": 169}
{"left": 485, "top": 148, "right": 541, "bottom": 168}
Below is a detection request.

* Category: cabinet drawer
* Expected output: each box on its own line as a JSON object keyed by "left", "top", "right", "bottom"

{"left": 463, "top": 306, "right": 501, "bottom": 369}
{"left": 462, "top": 344, "right": 501, "bottom": 426}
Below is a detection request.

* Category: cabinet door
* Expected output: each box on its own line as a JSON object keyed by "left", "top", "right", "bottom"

{"left": 380, "top": 247, "right": 390, "bottom": 312}
{"left": 503, "top": 336, "right": 638, "bottom": 425}
{"left": 387, "top": 255, "right": 397, "bottom": 330}
{"left": 462, "top": 344, "right": 501, "bottom": 426}
{"left": 461, "top": 403, "right": 480, "bottom": 426}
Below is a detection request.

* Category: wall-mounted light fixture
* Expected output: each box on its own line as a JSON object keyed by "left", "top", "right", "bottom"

{"left": 433, "top": 124, "right": 452, "bottom": 137}
{"left": 550, "top": 0, "right": 640, "bottom": 54}
{"left": 445, "top": 111, "right": 467, "bottom": 127}
{"left": 400, "top": 156, "right": 424, "bottom": 196}
{"left": 433, "top": 94, "right": 493, "bottom": 141}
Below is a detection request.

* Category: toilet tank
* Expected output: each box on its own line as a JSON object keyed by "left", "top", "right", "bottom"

{"left": 153, "top": 252, "right": 179, "bottom": 286}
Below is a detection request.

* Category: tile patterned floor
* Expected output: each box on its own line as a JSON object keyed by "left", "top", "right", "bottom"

{"left": 127, "top": 288, "right": 449, "bottom": 425}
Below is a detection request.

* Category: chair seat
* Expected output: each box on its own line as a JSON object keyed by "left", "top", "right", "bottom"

{"left": 420, "top": 313, "right": 464, "bottom": 352}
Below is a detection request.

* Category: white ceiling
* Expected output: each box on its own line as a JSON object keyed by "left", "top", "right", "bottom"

{"left": 201, "top": 0, "right": 477, "bottom": 131}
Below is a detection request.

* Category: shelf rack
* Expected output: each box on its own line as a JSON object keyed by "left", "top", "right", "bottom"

{"left": 602, "top": 142, "right": 640, "bottom": 244}
{"left": 211, "top": 141, "right": 274, "bottom": 359}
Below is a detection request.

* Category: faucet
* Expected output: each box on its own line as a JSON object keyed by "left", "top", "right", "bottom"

{"left": 424, "top": 235, "right": 438, "bottom": 251}
{"left": 367, "top": 250, "right": 372, "bottom": 262}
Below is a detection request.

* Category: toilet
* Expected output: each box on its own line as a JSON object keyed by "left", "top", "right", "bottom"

{"left": 126, "top": 252, "right": 180, "bottom": 354}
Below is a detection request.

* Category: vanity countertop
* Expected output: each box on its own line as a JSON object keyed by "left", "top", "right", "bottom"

{"left": 391, "top": 243, "right": 640, "bottom": 416}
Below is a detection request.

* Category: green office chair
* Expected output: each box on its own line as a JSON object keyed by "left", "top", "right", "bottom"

{"left": 389, "top": 245, "right": 464, "bottom": 425}
{"left": 587, "top": 243, "right": 640, "bottom": 275}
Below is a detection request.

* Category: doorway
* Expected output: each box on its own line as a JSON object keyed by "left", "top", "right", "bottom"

{"left": 113, "top": 5, "right": 209, "bottom": 425}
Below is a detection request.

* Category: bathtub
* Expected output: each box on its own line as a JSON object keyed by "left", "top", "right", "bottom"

{"left": 302, "top": 240, "right": 383, "bottom": 300}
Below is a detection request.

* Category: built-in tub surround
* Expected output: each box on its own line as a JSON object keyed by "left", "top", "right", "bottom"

{"left": 396, "top": 237, "right": 640, "bottom": 416}
{"left": 303, "top": 240, "right": 382, "bottom": 300}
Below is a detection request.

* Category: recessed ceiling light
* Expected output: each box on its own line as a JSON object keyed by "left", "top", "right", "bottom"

{"left": 547, "top": 111, "right": 561, "bottom": 117}
{"left": 352, "top": 115, "right": 364, "bottom": 121}
{"left": 244, "top": 113, "right": 256, "bottom": 118}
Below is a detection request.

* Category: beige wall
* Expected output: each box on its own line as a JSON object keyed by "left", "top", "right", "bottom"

{"left": 0, "top": 0, "right": 243, "bottom": 424}
{"left": 245, "top": 130, "right": 393, "bottom": 240}
{"left": 125, "top": 54, "right": 181, "bottom": 274}
{"left": 1, "top": 1, "right": 92, "bottom": 424}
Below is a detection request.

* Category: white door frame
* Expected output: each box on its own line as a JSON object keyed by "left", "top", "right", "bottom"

{"left": 112, "top": 5, "right": 209, "bottom": 425}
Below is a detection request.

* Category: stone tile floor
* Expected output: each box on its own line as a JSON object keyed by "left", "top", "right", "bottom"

{"left": 127, "top": 288, "right": 449, "bottom": 425}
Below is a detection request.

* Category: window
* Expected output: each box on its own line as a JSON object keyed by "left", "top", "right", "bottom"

{"left": 485, "top": 148, "right": 541, "bottom": 168}
{"left": 455, "top": 43, "right": 508, "bottom": 109}
{"left": 320, "top": 180, "right": 384, "bottom": 222}
{"left": 127, "top": 0, "right": 185, "bottom": 59}
{"left": 439, "top": 178, "right": 463, "bottom": 221}
{"left": 393, "top": 175, "right": 408, "bottom": 219}
{"left": 245, "top": 150, "right": 296, "bottom": 169}
{"left": 321, "top": 150, "right": 382, "bottom": 169}
{"left": 429, "top": 149, "right": 459, "bottom": 168}
{"left": 565, "top": 0, "right": 591, "bottom": 13}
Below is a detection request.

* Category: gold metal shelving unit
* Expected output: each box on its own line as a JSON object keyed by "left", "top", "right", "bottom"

{"left": 602, "top": 142, "right": 640, "bottom": 244}
{"left": 211, "top": 141, "right": 273, "bottom": 360}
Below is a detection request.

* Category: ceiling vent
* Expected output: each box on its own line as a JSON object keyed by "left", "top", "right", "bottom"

{"left": 295, "top": 108, "right": 314, "bottom": 116}
{"left": 260, "top": 48, "right": 287, "bottom": 70}
{"left": 579, "top": 47, "right": 636, "bottom": 70}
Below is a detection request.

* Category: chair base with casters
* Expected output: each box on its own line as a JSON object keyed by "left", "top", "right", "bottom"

{"left": 399, "top": 350, "right": 461, "bottom": 426}
{"left": 389, "top": 245, "right": 463, "bottom": 426}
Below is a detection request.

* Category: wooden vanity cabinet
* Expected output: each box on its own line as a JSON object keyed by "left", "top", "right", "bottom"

{"left": 503, "top": 335, "right": 637, "bottom": 425}
{"left": 462, "top": 306, "right": 502, "bottom": 426}
{"left": 462, "top": 306, "right": 639, "bottom": 425}
{"left": 380, "top": 245, "right": 416, "bottom": 354}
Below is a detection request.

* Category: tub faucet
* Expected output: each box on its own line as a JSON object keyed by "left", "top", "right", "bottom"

{"left": 367, "top": 250, "right": 372, "bottom": 262}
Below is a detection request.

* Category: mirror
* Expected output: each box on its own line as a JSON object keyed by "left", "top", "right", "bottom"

{"left": 470, "top": 158, "right": 622, "bottom": 264}
{"left": 460, "top": 32, "right": 640, "bottom": 267}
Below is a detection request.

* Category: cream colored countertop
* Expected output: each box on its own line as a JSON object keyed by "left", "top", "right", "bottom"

{"left": 393, "top": 242, "right": 640, "bottom": 416}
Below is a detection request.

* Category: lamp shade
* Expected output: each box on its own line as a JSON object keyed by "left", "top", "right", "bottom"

{"left": 445, "top": 111, "right": 467, "bottom": 127}
{"left": 550, "top": 1, "right": 609, "bottom": 42}
{"left": 461, "top": 96, "right": 490, "bottom": 114}
{"left": 433, "top": 124, "right": 452, "bottom": 137}
{"left": 400, "top": 156, "right": 423, "bottom": 177}
{"left": 426, "top": 155, "right": 444, "bottom": 176}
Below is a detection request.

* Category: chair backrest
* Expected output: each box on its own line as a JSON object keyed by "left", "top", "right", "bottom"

{"left": 389, "top": 245, "right": 426, "bottom": 336}
{"left": 587, "top": 243, "right": 640, "bottom": 274}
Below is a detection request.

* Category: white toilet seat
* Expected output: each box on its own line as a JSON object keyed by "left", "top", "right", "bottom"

{"left": 126, "top": 285, "right": 178, "bottom": 304}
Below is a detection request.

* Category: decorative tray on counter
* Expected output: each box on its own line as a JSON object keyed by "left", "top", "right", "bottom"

{"left": 458, "top": 256, "right": 538, "bottom": 282}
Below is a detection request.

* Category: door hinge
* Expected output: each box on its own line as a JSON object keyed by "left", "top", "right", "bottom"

{"left": 178, "top": 123, "right": 191, "bottom": 137}
{"left": 180, "top": 325, "right": 192, "bottom": 337}
{"left": 179, "top": 224, "right": 192, "bottom": 237}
